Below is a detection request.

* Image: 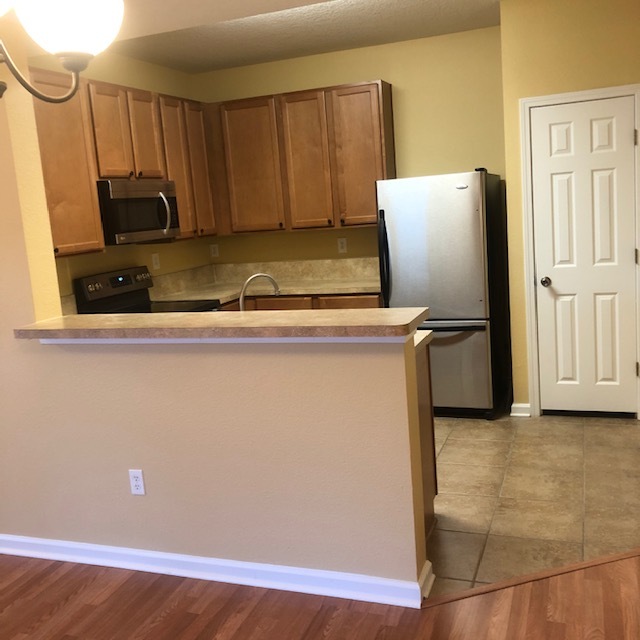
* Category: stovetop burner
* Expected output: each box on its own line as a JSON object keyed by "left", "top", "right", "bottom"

{"left": 73, "top": 266, "right": 220, "bottom": 314}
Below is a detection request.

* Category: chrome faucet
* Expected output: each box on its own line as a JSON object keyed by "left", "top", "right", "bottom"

{"left": 239, "top": 273, "right": 281, "bottom": 311}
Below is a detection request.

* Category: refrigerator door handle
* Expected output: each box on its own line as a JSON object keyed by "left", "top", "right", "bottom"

{"left": 377, "top": 209, "right": 391, "bottom": 307}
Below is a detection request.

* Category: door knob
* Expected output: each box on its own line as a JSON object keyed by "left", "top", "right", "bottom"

{"left": 540, "top": 276, "right": 552, "bottom": 287}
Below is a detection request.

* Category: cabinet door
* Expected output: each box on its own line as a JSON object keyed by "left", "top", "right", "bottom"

{"left": 254, "top": 296, "right": 314, "bottom": 310}
{"left": 184, "top": 101, "right": 216, "bottom": 236}
{"left": 314, "top": 295, "right": 381, "bottom": 309}
{"left": 127, "top": 89, "right": 166, "bottom": 178}
{"left": 31, "top": 70, "right": 104, "bottom": 256}
{"left": 88, "top": 81, "right": 135, "bottom": 178}
{"left": 159, "top": 95, "right": 195, "bottom": 238}
{"left": 278, "top": 90, "right": 334, "bottom": 229}
{"left": 221, "top": 97, "right": 285, "bottom": 232}
{"left": 327, "top": 83, "right": 387, "bottom": 226}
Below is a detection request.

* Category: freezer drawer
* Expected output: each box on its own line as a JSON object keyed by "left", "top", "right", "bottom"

{"left": 427, "top": 326, "right": 493, "bottom": 410}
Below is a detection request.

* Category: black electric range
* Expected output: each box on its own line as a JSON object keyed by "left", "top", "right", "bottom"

{"left": 73, "top": 266, "right": 220, "bottom": 314}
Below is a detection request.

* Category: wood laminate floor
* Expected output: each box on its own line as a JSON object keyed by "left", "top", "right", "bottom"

{"left": 2, "top": 549, "right": 640, "bottom": 639}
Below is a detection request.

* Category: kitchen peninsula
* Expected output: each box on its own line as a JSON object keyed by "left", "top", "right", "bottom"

{"left": 13, "top": 307, "right": 436, "bottom": 608}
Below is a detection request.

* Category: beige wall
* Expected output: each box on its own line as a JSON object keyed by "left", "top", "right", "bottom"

{"left": 500, "top": 0, "right": 640, "bottom": 405}
{"left": 191, "top": 27, "right": 505, "bottom": 179}
{"left": 2, "top": 338, "right": 424, "bottom": 581}
{"left": 13, "top": 0, "right": 639, "bottom": 577}
{"left": 54, "top": 26, "right": 505, "bottom": 296}
{"left": 1, "top": 17, "right": 426, "bottom": 582}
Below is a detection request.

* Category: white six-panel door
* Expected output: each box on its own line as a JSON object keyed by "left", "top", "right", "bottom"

{"left": 531, "top": 96, "right": 637, "bottom": 412}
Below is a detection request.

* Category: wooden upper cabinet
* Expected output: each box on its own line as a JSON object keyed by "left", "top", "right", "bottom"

{"left": 184, "top": 100, "right": 216, "bottom": 236}
{"left": 159, "top": 95, "right": 196, "bottom": 238}
{"left": 127, "top": 89, "right": 166, "bottom": 178}
{"left": 30, "top": 69, "right": 104, "bottom": 256}
{"left": 88, "top": 81, "right": 166, "bottom": 179}
{"left": 278, "top": 90, "right": 335, "bottom": 229}
{"left": 220, "top": 97, "right": 285, "bottom": 232}
{"left": 327, "top": 81, "right": 395, "bottom": 226}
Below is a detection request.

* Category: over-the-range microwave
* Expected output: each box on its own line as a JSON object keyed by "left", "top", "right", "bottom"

{"left": 98, "top": 179, "right": 181, "bottom": 245}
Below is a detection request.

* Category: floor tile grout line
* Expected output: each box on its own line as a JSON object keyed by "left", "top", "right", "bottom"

{"left": 472, "top": 422, "right": 518, "bottom": 584}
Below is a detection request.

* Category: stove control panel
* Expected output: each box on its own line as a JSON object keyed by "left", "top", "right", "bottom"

{"left": 74, "top": 266, "right": 153, "bottom": 302}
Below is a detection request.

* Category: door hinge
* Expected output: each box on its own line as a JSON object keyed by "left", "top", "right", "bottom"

{"left": 636, "top": 362, "right": 639, "bottom": 377}
{"left": 636, "top": 248, "right": 639, "bottom": 265}
{"left": 635, "top": 129, "right": 638, "bottom": 146}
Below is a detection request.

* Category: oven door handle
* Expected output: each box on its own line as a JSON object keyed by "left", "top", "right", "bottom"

{"left": 159, "top": 191, "right": 171, "bottom": 235}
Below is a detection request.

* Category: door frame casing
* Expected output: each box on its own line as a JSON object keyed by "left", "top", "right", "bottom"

{"left": 520, "top": 84, "right": 640, "bottom": 418}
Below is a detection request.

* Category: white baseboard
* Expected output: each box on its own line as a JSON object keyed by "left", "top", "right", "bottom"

{"left": 0, "top": 534, "right": 430, "bottom": 609}
{"left": 510, "top": 403, "right": 532, "bottom": 417}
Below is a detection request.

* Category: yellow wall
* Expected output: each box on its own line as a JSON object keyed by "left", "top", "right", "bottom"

{"left": 500, "top": 0, "right": 640, "bottom": 405}
{"left": 5, "top": 0, "right": 639, "bottom": 588}
{"left": 2, "top": 21, "right": 428, "bottom": 583}
{"left": 1, "top": 21, "right": 60, "bottom": 321}
{"left": 54, "top": 26, "right": 505, "bottom": 294}
{"left": 192, "top": 27, "right": 505, "bottom": 179}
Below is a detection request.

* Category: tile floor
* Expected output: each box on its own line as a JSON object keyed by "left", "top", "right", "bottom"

{"left": 427, "top": 414, "right": 640, "bottom": 597}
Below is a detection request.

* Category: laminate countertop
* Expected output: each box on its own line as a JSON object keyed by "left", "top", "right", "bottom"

{"left": 14, "top": 307, "right": 429, "bottom": 342}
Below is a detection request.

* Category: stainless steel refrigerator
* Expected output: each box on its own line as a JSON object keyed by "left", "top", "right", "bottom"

{"left": 376, "top": 169, "right": 512, "bottom": 418}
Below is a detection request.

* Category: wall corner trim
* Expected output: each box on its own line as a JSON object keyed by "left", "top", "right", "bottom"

{"left": 0, "top": 533, "right": 427, "bottom": 609}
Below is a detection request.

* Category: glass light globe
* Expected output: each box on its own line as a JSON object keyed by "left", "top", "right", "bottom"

{"left": 14, "top": 0, "right": 124, "bottom": 56}
{"left": 0, "top": 1, "right": 13, "bottom": 17}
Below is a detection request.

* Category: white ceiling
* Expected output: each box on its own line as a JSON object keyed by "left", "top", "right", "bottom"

{"left": 112, "top": 0, "right": 500, "bottom": 73}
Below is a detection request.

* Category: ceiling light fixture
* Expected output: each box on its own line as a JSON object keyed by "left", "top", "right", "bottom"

{"left": 0, "top": 0, "right": 124, "bottom": 103}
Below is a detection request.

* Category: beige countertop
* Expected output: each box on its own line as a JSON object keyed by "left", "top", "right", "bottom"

{"left": 15, "top": 307, "right": 429, "bottom": 341}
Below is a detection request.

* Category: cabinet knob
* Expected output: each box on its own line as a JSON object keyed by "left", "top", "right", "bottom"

{"left": 200, "top": 229, "right": 204, "bottom": 234}
{"left": 279, "top": 222, "right": 284, "bottom": 229}
{"left": 129, "top": 171, "right": 134, "bottom": 178}
{"left": 340, "top": 218, "right": 345, "bottom": 226}
{"left": 53, "top": 247, "right": 59, "bottom": 254}
{"left": 327, "top": 219, "right": 332, "bottom": 225}
{"left": 138, "top": 171, "right": 143, "bottom": 178}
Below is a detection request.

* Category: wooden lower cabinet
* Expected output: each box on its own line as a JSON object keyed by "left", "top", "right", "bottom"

{"left": 31, "top": 69, "right": 104, "bottom": 256}
{"left": 254, "top": 296, "right": 313, "bottom": 310}
{"left": 221, "top": 294, "right": 380, "bottom": 311}
{"left": 314, "top": 295, "right": 381, "bottom": 309}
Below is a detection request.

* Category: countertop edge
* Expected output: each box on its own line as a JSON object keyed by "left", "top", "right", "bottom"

{"left": 14, "top": 308, "right": 430, "bottom": 342}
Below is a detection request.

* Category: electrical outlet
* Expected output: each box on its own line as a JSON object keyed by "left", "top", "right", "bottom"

{"left": 338, "top": 238, "right": 348, "bottom": 254}
{"left": 151, "top": 253, "right": 161, "bottom": 270}
{"left": 209, "top": 244, "right": 219, "bottom": 258}
{"left": 129, "top": 469, "right": 146, "bottom": 495}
